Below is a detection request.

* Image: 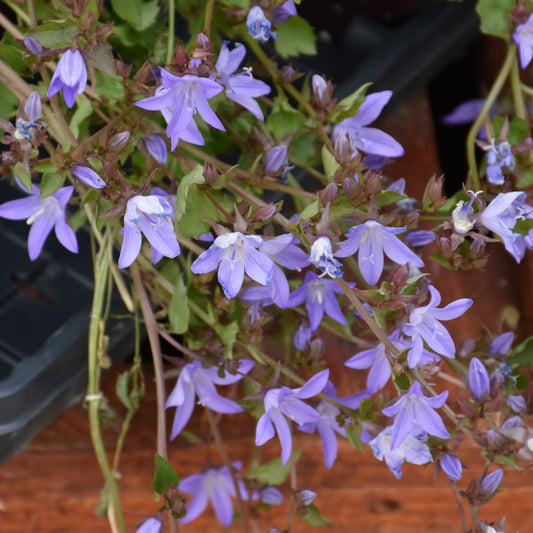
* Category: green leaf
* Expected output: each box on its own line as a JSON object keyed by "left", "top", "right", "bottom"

{"left": 152, "top": 454, "right": 179, "bottom": 500}
{"left": 375, "top": 190, "right": 404, "bottom": 209}
{"left": 394, "top": 373, "right": 411, "bottom": 391}
{"left": 169, "top": 276, "right": 189, "bottom": 335}
{"left": 13, "top": 162, "right": 31, "bottom": 192}
{"left": 84, "top": 43, "right": 116, "bottom": 76}
{"left": 110, "top": 0, "right": 160, "bottom": 31}
{"left": 298, "top": 199, "right": 319, "bottom": 221}
{"left": 345, "top": 423, "right": 364, "bottom": 452}
{"left": 516, "top": 168, "right": 533, "bottom": 188}
{"left": 27, "top": 23, "right": 79, "bottom": 49}
{"left": 358, "top": 398, "right": 372, "bottom": 420}
{"left": 247, "top": 450, "right": 302, "bottom": 485}
{"left": 266, "top": 98, "right": 305, "bottom": 141}
{"left": 328, "top": 82, "right": 372, "bottom": 123}
{"left": 476, "top": 0, "right": 514, "bottom": 38}
{"left": 509, "top": 118, "right": 530, "bottom": 145}
{"left": 291, "top": 133, "right": 320, "bottom": 165}
{"left": 0, "top": 81, "right": 18, "bottom": 118}
{"left": 0, "top": 44, "right": 31, "bottom": 72}
{"left": 70, "top": 98, "right": 93, "bottom": 139}
{"left": 494, "top": 454, "right": 522, "bottom": 470}
{"left": 429, "top": 252, "right": 454, "bottom": 270}
{"left": 321, "top": 145, "right": 339, "bottom": 179}
{"left": 39, "top": 173, "right": 66, "bottom": 199}
{"left": 219, "top": 321, "right": 239, "bottom": 358}
{"left": 116, "top": 371, "right": 133, "bottom": 410}
{"left": 274, "top": 16, "right": 316, "bottom": 57}
{"left": 219, "top": 0, "right": 249, "bottom": 7}
{"left": 96, "top": 71, "right": 125, "bottom": 102}
{"left": 175, "top": 165, "right": 205, "bottom": 221}
{"left": 300, "top": 504, "right": 335, "bottom": 527}
{"left": 509, "top": 336, "right": 533, "bottom": 367}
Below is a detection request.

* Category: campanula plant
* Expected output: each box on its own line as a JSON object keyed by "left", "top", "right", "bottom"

{"left": 1, "top": 1, "right": 533, "bottom": 532}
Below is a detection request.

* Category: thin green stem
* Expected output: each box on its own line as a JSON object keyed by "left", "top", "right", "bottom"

{"left": 286, "top": 424, "right": 297, "bottom": 533}
{"left": 87, "top": 231, "right": 126, "bottom": 533}
{"left": 511, "top": 52, "right": 527, "bottom": 120}
{"left": 166, "top": 0, "right": 175, "bottom": 65}
{"left": 466, "top": 44, "right": 515, "bottom": 189}
{"left": 3, "top": 0, "right": 31, "bottom": 25}
{"left": 203, "top": 0, "right": 215, "bottom": 35}
{"left": 27, "top": 0, "right": 37, "bottom": 27}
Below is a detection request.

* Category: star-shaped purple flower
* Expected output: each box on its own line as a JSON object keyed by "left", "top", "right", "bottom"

{"left": 382, "top": 381, "right": 450, "bottom": 450}
{"left": 286, "top": 271, "right": 347, "bottom": 331}
{"left": 135, "top": 70, "right": 224, "bottom": 150}
{"left": 255, "top": 369, "right": 329, "bottom": 465}
{"left": 0, "top": 179, "right": 78, "bottom": 260}
{"left": 166, "top": 360, "right": 254, "bottom": 439}
{"left": 118, "top": 194, "right": 180, "bottom": 268}
{"left": 191, "top": 231, "right": 274, "bottom": 299}
{"left": 484, "top": 140, "right": 515, "bottom": 185}
{"left": 370, "top": 426, "right": 432, "bottom": 479}
{"left": 215, "top": 42, "right": 270, "bottom": 120}
{"left": 335, "top": 220, "right": 424, "bottom": 286}
{"left": 402, "top": 285, "right": 473, "bottom": 367}
{"left": 47, "top": 49, "right": 87, "bottom": 108}
{"left": 332, "top": 91, "right": 404, "bottom": 158}
{"left": 180, "top": 462, "right": 249, "bottom": 526}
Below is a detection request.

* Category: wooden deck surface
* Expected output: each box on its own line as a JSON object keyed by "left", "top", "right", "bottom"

{"left": 1, "top": 91, "right": 533, "bottom": 532}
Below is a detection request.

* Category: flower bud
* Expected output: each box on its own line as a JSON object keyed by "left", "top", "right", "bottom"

{"left": 260, "top": 486, "right": 284, "bottom": 505}
{"left": 440, "top": 453, "right": 462, "bottom": 481}
{"left": 72, "top": 165, "right": 106, "bottom": 189}
{"left": 405, "top": 230, "right": 436, "bottom": 247}
{"left": 109, "top": 131, "right": 130, "bottom": 149}
{"left": 312, "top": 75, "right": 327, "bottom": 100}
{"left": 265, "top": 145, "right": 287, "bottom": 174}
{"left": 479, "top": 468, "right": 503, "bottom": 495}
{"left": 23, "top": 36, "right": 43, "bottom": 55}
{"left": 489, "top": 332, "right": 514, "bottom": 355}
{"left": 469, "top": 357, "right": 490, "bottom": 402}
{"left": 294, "top": 324, "right": 312, "bottom": 350}
{"left": 24, "top": 91, "right": 42, "bottom": 122}
{"left": 319, "top": 182, "right": 338, "bottom": 205}
{"left": 145, "top": 134, "right": 167, "bottom": 164}
{"left": 254, "top": 202, "right": 277, "bottom": 223}
{"left": 279, "top": 65, "right": 298, "bottom": 83}
{"left": 203, "top": 161, "right": 219, "bottom": 186}
{"left": 298, "top": 489, "right": 317, "bottom": 506}
{"left": 507, "top": 395, "right": 526, "bottom": 413}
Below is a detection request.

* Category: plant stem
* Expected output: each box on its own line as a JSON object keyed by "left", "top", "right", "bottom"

{"left": 166, "top": 0, "right": 175, "bottom": 65}
{"left": 510, "top": 53, "right": 527, "bottom": 120}
{"left": 131, "top": 264, "right": 168, "bottom": 461}
{"left": 3, "top": 0, "right": 31, "bottom": 24}
{"left": 86, "top": 231, "right": 126, "bottom": 533}
{"left": 205, "top": 409, "right": 250, "bottom": 533}
{"left": 449, "top": 478, "right": 469, "bottom": 533}
{"left": 203, "top": 0, "right": 215, "bottom": 35}
{"left": 0, "top": 11, "right": 23, "bottom": 39}
{"left": 27, "top": 0, "right": 37, "bottom": 27}
{"left": 286, "top": 424, "right": 297, "bottom": 533}
{"left": 466, "top": 44, "right": 515, "bottom": 190}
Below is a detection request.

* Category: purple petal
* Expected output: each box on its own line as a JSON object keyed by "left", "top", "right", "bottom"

{"left": 270, "top": 408, "right": 292, "bottom": 465}
{"left": 294, "top": 369, "right": 329, "bottom": 399}
{"left": 0, "top": 196, "right": 42, "bottom": 220}
{"left": 415, "top": 400, "right": 450, "bottom": 440}
{"left": 244, "top": 247, "right": 273, "bottom": 286}
{"left": 317, "top": 425, "right": 338, "bottom": 469}
{"left": 256, "top": 412, "right": 275, "bottom": 445}
{"left": 389, "top": 401, "right": 415, "bottom": 450}
{"left": 191, "top": 246, "right": 226, "bottom": 274}
{"left": 72, "top": 165, "right": 106, "bottom": 189}
{"left": 442, "top": 99, "right": 485, "bottom": 125}
{"left": 54, "top": 218, "right": 78, "bottom": 254}
{"left": 211, "top": 481, "right": 234, "bottom": 526}
{"left": 440, "top": 453, "right": 462, "bottom": 481}
{"left": 322, "top": 287, "right": 348, "bottom": 325}
{"left": 218, "top": 257, "right": 245, "bottom": 298}
{"left": 25, "top": 91, "right": 42, "bottom": 122}
{"left": 215, "top": 41, "right": 245, "bottom": 77}
{"left": 27, "top": 214, "right": 54, "bottom": 260}
{"left": 180, "top": 488, "right": 209, "bottom": 524}
{"left": 354, "top": 126, "right": 405, "bottom": 157}
{"left": 358, "top": 228, "right": 383, "bottom": 285}
{"left": 355, "top": 91, "right": 392, "bottom": 126}
{"left": 118, "top": 224, "right": 142, "bottom": 268}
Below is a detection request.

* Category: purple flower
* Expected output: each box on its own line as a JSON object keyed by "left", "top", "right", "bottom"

{"left": 135, "top": 70, "right": 224, "bottom": 150}
{"left": 332, "top": 91, "right": 404, "bottom": 158}
{"left": 247, "top": 6, "right": 276, "bottom": 41}
{"left": 24, "top": 91, "right": 42, "bottom": 123}
{"left": 255, "top": 369, "right": 329, "bottom": 465}
{"left": 469, "top": 357, "right": 490, "bottom": 402}
{"left": 370, "top": 426, "right": 432, "bottom": 479}
{"left": 310, "top": 236, "right": 343, "bottom": 278}
{"left": 439, "top": 453, "right": 462, "bottom": 481}
{"left": 484, "top": 140, "right": 515, "bottom": 185}
{"left": 298, "top": 382, "right": 347, "bottom": 469}
{"left": 452, "top": 199, "right": 476, "bottom": 235}
{"left": 382, "top": 381, "right": 450, "bottom": 450}
{"left": 286, "top": 271, "right": 347, "bottom": 331}
{"left": 514, "top": 13, "right": 533, "bottom": 68}
{"left": 480, "top": 468, "right": 503, "bottom": 495}
{"left": 166, "top": 360, "right": 254, "bottom": 439}
{"left": 135, "top": 517, "right": 162, "bottom": 533}
{"left": 47, "top": 49, "right": 87, "bottom": 108}
{"left": 345, "top": 330, "right": 403, "bottom": 393}
{"left": 335, "top": 220, "right": 424, "bottom": 286}
{"left": 0, "top": 179, "right": 78, "bottom": 260}
{"left": 72, "top": 165, "right": 106, "bottom": 189}
{"left": 294, "top": 323, "right": 313, "bottom": 350}
{"left": 272, "top": 0, "right": 297, "bottom": 23}
{"left": 118, "top": 194, "right": 180, "bottom": 268}
{"left": 265, "top": 145, "right": 288, "bottom": 174}
{"left": 402, "top": 285, "right": 473, "bottom": 367}
{"left": 442, "top": 98, "right": 493, "bottom": 141}
{"left": 479, "top": 191, "right": 533, "bottom": 262}
{"left": 489, "top": 332, "right": 514, "bottom": 355}
{"left": 191, "top": 232, "right": 274, "bottom": 299}
{"left": 180, "top": 462, "right": 248, "bottom": 526}
{"left": 145, "top": 134, "right": 168, "bottom": 164}
{"left": 14, "top": 92, "right": 43, "bottom": 141}
{"left": 215, "top": 42, "right": 270, "bottom": 120}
